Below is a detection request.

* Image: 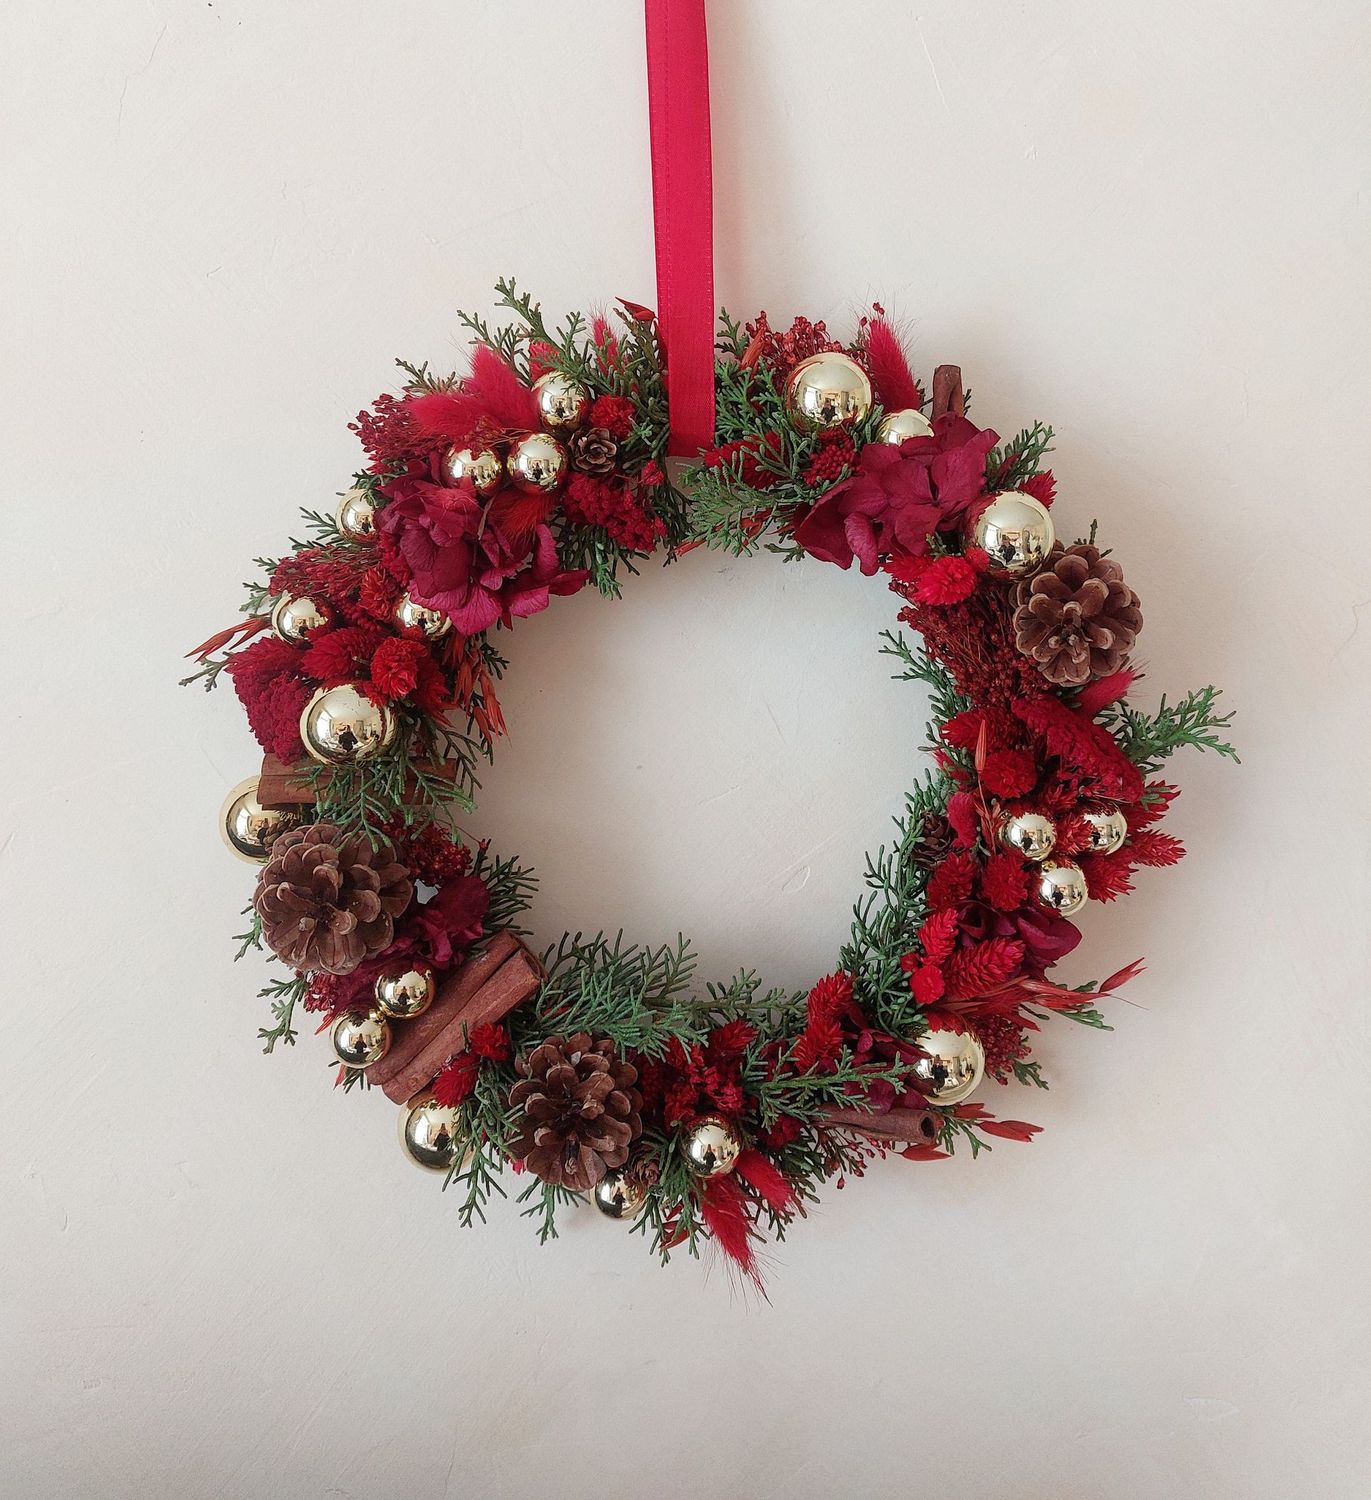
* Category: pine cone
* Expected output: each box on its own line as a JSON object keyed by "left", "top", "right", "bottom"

{"left": 1012, "top": 545, "right": 1142, "bottom": 687}
{"left": 909, "top": 812, "right": 955, "bottom": 869}
{"left": 568, "top": 426, "right": 619, "bottom": 478}
{"left": 254, "top": 823, "right": 413, "bottom": 975}
{"left": 509, "top": 1032, "right": 642, "bottom": 1191}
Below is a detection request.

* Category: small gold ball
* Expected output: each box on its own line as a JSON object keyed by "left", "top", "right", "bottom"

{"left": 270, "top": 593, "right": 333, "bottom": 644}
{"left": 999, "top": 811, "right": 1057, "bottom": 863}
{"left": 682, "top": 1115, "right": 742, "bottom": 1178}
{"left": 219, "top": 778, "right": 300, "bottom": 862}
{"left": 373, "top": 962, "right": 436, "bottom": 1021}
{"left": 299, "top": 683, "right": 397, "bottom": 764}
{"left": 331, "top": 1010, "right": 391, "bottom": 1069}
{"left": 877, "top": 407, "right": 934, "bottom": 444}
{"left": 393, "top": 592, "right": 452, "bottom": 641}
{"left": 444, "top": 446, "right": 504, "bottom": 496}
{"left": 785, "top": 351, "right": 873, "bottom": 431}
{"left": 1036, "top": 860, "right": 1089, "bottom": 917}
{"left": 533, "top": 371, "right": 591, "bottom": 432}
{"left": 1081, "top": 807, "right": 1128, "bottom": 856}
{"left": 968, "top": 491, "right": 1056, "bottom": 578}
{"left": 506, "top": 431, "right": 567, "bottom": 494}
{"left": 914, "top": 1027, "right": 985, "bottom": 1106}
{"left": 335, "top": 487, "right": 377, "bottom": 540}
{"left": 400, "top": 1097, "right": 468, "bottom": 1171}
{"left": 593, "top": 1169, "right": 649, "bottom": 1220}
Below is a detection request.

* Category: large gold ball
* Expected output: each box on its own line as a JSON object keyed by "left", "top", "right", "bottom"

{"left": 219, "top": 777, "right": 301, "bottom": 862}
{"left": 914, "top": 1027, "right": 986, "bottom": 1106}
{"left": 393, "top": 591, "right": 451, "bottom": 641}
{"left": 534, "top": 371, "right": 591, "bottom": 432}
{"left": 270, "top": 593, "right": 333, "bottom": 644}
{"left": 785, "top": 351, "right": 873, "bottom": 431}
{"left": 877, "top": 407, "right": 934, "bottom": 444}
{"left": 593, "top": 1169, "right": 649, "bottom": 1220}
{"left": 506, "top": 431, "right": 567, "bottom": 494}
{"left": 299, "top": 683, "right": 397, "bottom": 764}
{"left": 400, "top": 1097, "right": 467, "bottom": 1171}
{"left": 1036, "top": 860, "right": 1088, "bottom": 917}
{"left": 335, "top": 487, "right": 377, "bottom": 540}
{"left": 331, "top": 1010, "right": 391, "bottom": 1069}
{"left": 968, "top": 491, "right": 1056, "bottom": 579}
{"left": 999, "top": 811, "right": 1057, "bottom": 863}
{"left": 1081, "top": 806, "right": 1128, "bottom": 855}
{"left": 682, "top": 1115, "right": 742, "bottom": 1178}
{"left": 443, "top": 445, "right": 504, "bottom": 496}
{"left": 373, "top": 962, "right": 436, "bottom": 1021}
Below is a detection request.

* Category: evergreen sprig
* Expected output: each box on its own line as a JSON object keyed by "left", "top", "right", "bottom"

{"left": 1103, "top": 686, "right": 1238, "bottom": 774}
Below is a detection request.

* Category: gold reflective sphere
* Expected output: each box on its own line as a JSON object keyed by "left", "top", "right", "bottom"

{"left": 335, "top": 487, "right": 377, "bottom": 540}
{"left": 999, "top": 811, "right": 1057, "bottom": 863}
{"left": 393, "top": 592, "right": 452, "bottom": 641}
{"left": 682, "top": 1115, "right": 742, "bottom": 1177}
{"left": 220, "top": 778, "right": 301, "bottom": 862}
{"left": 444, "top": 445, "right": 504, "bottom": 496}
{"left": 331, "top": 1010, "right": 391, "bottom": 1069}
{"left": 270, "top": 593, "right": 333, "bottom": 644}
{"left": 968, "top": 491, "right": 1056, "bottom": 579}
{"left": 1036, "top": 860, "right": 1088, "bottom": 917}
{"left": 877, "top": 407, "right": 934, "bottom": 444}
{"left": 785, "top": 351, "right": 873, "bottom": 431}
{"left": 1082, "top": 807, "right": 1128, "bottom": 856}
{"left": 400, "top": 1097, "right": 467, "bottom": 1171}
{"left": 534, "top": 371, "right": 591, "bottom": 432}
{"left": 593, "top": 1169, "right": 648, "bottom": 1220}
{"left": 299, "top": 683, "right": 397, "bottom": 764}
{"left": 506, "top": 431, "right": 567, "bottom": 494}
{"left": 374, "top": 962, "right": 436, "bottom": 1021}
{"left": 914, "top": 1027, "right": 986, "bottom": 1106}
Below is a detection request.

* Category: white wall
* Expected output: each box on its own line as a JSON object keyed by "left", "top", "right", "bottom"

{"left": 4, "top": 3, "right": 1369, "bottom": 1496}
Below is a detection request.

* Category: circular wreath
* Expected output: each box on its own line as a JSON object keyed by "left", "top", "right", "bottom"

{"left": 187, "top": 282, "right": 1235, "bottom": 1284}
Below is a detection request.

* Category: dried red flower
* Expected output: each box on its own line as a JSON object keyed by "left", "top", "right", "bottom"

{"left": 589, "top": 394, "right": 636, "bottom": 439}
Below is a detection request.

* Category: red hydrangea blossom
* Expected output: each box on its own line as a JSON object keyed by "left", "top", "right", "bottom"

{"left": 792, "top": 415, "right": 998, "bottom": 574}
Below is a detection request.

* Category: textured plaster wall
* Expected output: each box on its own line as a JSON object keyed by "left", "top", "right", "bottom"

{"left": 3, "top": 2, "right": 1369, "bottom": 1497}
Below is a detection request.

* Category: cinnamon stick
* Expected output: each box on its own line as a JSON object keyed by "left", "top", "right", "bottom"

{"left": 930, "top": 364, "right": 964, "bottom": 420}
{"left": 381, "top": 947, "right": 544, "bottom": 1104}
{"left": 256, "top": 753, "right": 460, "bottom": 809}
{"left": 367, "top": 930, "right": 520, "bottom": 1089}
{"left": 818, "top": 1105, "right": 940, "bottom": 1145}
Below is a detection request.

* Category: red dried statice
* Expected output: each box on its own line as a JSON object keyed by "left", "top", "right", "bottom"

{"left": 382, "top": 816, "right": 472, "bottom": 886}
{"left": 802, "top": 431, "right": 857, "bottom": 487}
{"left": 350, "top": 391, "right": 422, "bottom": 468}
{"left": 743, "top": 312, "right": 848, "bottom": 377}
{"left": 974, "top": 1015, "right": 1033, "bottom": 1083}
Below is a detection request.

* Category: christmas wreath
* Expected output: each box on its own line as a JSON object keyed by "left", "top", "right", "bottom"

{"left": 186, "top": 281, "right": 1236, "bottom": 1284}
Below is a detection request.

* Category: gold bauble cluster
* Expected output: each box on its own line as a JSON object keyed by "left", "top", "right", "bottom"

{"left": 330, "top": 962, "right": 437, "bottom": 1073}
{"left": 299, "top": 683, "right": 396, "bottom": 764}
{"left": 785, "top": 351, "right": 873, "bottom": 431}
{"left": 915, "top": 1028, "right": 986, "bottom": 1106}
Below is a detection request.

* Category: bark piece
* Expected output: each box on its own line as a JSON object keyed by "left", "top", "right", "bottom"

{"left": 931, "top": 364, "right": 964, "bottom": 420}
{"left": 818, "top": 1105, "right": 940, "bottom": 1145}
{"left": 256, "top": 753, "right": 460, "bottom": 809}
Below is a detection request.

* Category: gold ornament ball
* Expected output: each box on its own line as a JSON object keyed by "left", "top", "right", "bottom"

{"left": 299, "top": 683, "right": 397, "bottom": 764}
{"left": 593, "top": 1169, "right": 649, "bottom": 1220}
{"left": 220, "top": 778, "right": 300, "bottom": 862}
{"left": 682, "top": 1115, "right": 742, "bottom": 1178}
{"left": 1036, "top": 860, "right": 1089, "bottom": 917}
{"left": 785, "top": 351, "right": 873, "bottom": 431}
{"left": 393, "top": 591, "right": 452, "bottom": 641}
{"left": 914, "top": 1027, "right": 986, "bottom": 1106}
{"left": 506, "top": 431, "right": 568, "bottom": 494}
{"left": 270, "top": 593, "right": 333, "bottom": 644}
{"left": 335, "top": 487, "right": 377, "bottom": 540}
{"left": 331, "top": 1010, "right": 391, "bottom": 1069}
{"left": 444, "top": 445, "right": 503, "bottom": 496}
{"left": 534, "top": 371, "right": 591, "bottom": 432}
{"left": 1082, "top": 806, "right": 1128, "bottom": 856}
{"left": 968, "top": 491, "right": 1056, "bottom": 578}
{"left": 374, "top": 962, "right": 436, "bottom": 1021}
{"left": 999, "top": 811, "right": 1057, "bottom": 863}
{"left": 877, "top": 407, "right": 934, "bottom": 444}
{"left": 400, "top": 1097, "right": 467, "bottom": 1171}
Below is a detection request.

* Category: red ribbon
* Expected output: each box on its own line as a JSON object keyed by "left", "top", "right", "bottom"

{"left": 645, "top": 0, "right": 715, "bottom": 457}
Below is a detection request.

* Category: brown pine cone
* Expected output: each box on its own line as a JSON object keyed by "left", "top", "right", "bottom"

{"left": 568, "top": 426, "right": 619, "bottom": 477}
{"left": 1012, "top": 544, "right": 1142, "bottom": 687}
{"left": 909, "top": 812, "right": 955, "bottom": 869}
{"left": 509, "top": 1032, "right": 642, "bottom": 1191}
{"left": 254, "top": 823, "right": 413, "bottom": 975}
